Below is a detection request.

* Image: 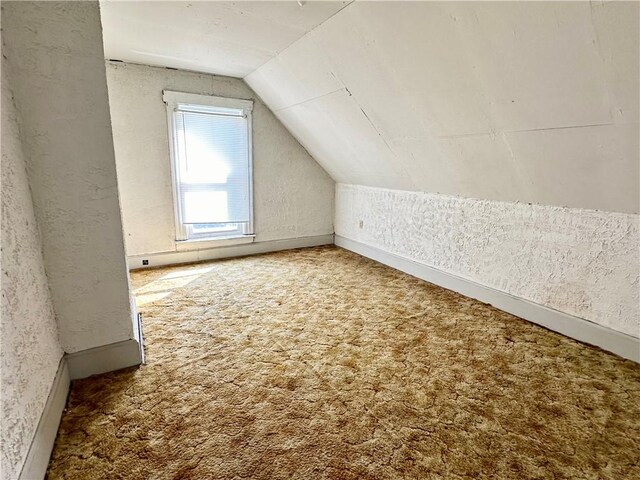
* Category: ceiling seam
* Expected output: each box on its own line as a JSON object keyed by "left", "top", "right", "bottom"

{"left": 273, "top": 87, "right": 347, "bottom": 112}
{"left": 242, "top": 0, "right": 356, "bottom": 80}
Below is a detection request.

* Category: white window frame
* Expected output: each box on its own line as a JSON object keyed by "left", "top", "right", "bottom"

{"left": 163, "top": 90, "right": 254, "bottom": 244}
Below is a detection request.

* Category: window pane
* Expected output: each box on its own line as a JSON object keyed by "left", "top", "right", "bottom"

{"left": 183, "top": 190, "right": 231, "bottom": 224}
{"left": 175, "top": 111, "right": 250, "bottom": 224}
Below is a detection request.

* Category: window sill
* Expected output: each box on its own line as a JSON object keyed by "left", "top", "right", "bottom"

{"left": 175, "top": 235, "right": 255, "bottom": 252}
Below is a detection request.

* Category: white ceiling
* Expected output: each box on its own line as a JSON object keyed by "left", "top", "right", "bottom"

{"left": 247, "top": 1, "right": 639, "bottom": 213}
{"left": 99, "top": 1, "right": 349, "bottom": 78}
{"left": 100, "top": 1, "right": 639, "bottom": 214}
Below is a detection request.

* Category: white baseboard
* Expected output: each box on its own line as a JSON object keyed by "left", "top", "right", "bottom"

{"left": 128, "top": 234, "right": 334, "bottom": 269}
{"left": 17, "top": 340, "right": 144, "bottom": 479}
{"left": 18, "top": 358, "right": 70, "bottom": 480}
{"left": 66, "top": 338, "right": 143, "bottom": 380}
{"left": 335, "top": 235, "right": 640, "bottom": 363}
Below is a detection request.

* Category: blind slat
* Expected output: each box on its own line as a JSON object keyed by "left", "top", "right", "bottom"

{"left": 174, "top": 111, "right": 250, "bottom": 224}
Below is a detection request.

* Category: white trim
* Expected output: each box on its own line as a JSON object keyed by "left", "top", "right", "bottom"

{"left": 163, "top": 90, "right": 255, "bottom": 241}
{"left": 335, "top": 235, "right": 640, "bottom": 363}
{"left": 129, "top": 234, "right": 334, "bottom": 269}
{"left": 162, "top": 90, "right": 253, "bottom": 112}
{"left": 17, "top": 339, "right": 146, "bottom": 479}
{"left": 165, "top": 98, "right": 187, "bottom": 240}
{"left": 247, "top": 99, "right": 255, "bottom": 238}
{"left": 66, "top": 339, "right": 143, "bottom": 380}
{"left": 131, "top": 302, "right": 145, "bottom": 365}
{"left": 175, "top": 234, "right": 255, "bottom": 251}
{"left": 18, "top": 358, "right": 70, "bottom": 480}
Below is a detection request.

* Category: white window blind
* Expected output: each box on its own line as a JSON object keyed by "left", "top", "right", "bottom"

{"left": 164, "top": 91, "right": 253, "bottom": 241}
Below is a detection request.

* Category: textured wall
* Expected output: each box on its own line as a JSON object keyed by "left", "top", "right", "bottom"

{"left": 2, "top": 2, "right": 134, "bottom": 353}
{"left": 336, "top": 184, "right": 640, "bottom": 338}
{"left": 1, "top": 60, "right": 63, "bottom": 480}
{"left": 105, "top": 62, "right": 334, "bottom": 257}
{"left": 247, "top": 1, "right": 639, "bottom": 214}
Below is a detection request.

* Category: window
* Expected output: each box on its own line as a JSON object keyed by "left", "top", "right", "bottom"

{"left": 163, "top": 90, "right": 254, "bottom": 242}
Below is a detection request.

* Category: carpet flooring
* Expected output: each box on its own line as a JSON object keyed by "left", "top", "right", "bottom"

{"left": 47, "top": 246, "right": 640, "bottom": 479}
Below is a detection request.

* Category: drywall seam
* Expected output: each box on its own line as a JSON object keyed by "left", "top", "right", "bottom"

{"left": 335, "top": 183, "right": 639, "bottom": 337}
{"left": 273, "top": 87, "right": 347, "bottom": 112}
{"left": 505, "top": 121, "right": 613, "bottom": 134}
{"left": 435, "top": 121, "right": 615, "bottom": 138}
{"left": 587, "top": 1, "right": 614, "bottom": 122}
{"left": 499, "top": 130, "right": 534, "bottom": 200}
{"left": 434, "top": 131, "right": 494, "bottom": 139}
{"left": 244, "top": 1, "right": 356, "bottom": 78}
{"left": 128, "top": 234, "right": 334, "bottom": 269}
{"left": 348, "top": 93, "right": 417, "bottom": 189}
{"left": 65, "top": 339, "right": 143, "bottom": 380}
{"left": 17, "top": 359, "right": 70, "bottom": 480}
{"left": 335, "top": 236, "right": 639, "bottom": 363}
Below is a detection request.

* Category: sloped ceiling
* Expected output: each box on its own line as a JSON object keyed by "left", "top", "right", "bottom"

{"left": 246, "top": 1, "right": 639, "bottom": 214}
{"left": 99, "top": 1, "right": 639, "bottom": 214}
{"left": 100, "top": 1, "right": 349, "bottom": 77}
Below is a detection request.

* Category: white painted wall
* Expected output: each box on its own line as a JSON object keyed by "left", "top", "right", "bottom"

{"left": 336, "top": 184, "right": 640, "bottom": 338}
{"left": 1, "top": 55, "right": 63, "bottom": 480}
{"left": 2, "top": 1, "right": 135, "bottom": 353}
{"left": 105, "top": 61, "right": 334, "bottom": 257}
{"left": 247, "top": 1, "right": 639, "bottom": 214}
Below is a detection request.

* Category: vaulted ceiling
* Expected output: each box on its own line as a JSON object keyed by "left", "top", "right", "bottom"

{"left": 99, "top": 1, "right": 349, "bottom": 77}
{"left": 101, "top": 1, "right": 639, "bottom": 214}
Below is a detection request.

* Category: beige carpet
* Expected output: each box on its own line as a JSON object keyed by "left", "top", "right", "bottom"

{"left": 47, "top": 246, "right": 640, "bottom": 479}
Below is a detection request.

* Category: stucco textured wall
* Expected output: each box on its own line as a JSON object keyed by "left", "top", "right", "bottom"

{"left": 336, "top": 184, "right": 640, "bottom": 338}
{"left": 2, "top": 1, "right": 134, "bottom": 353}
{"left": 105, "top": 62, "right": 334, "bottom": 257}
{"left": 1, "top": 61, "right": 63, "bottom": 480}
